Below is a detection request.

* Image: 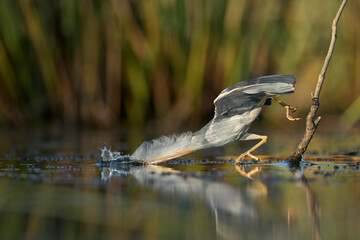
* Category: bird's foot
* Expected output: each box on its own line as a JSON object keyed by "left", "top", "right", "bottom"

{"left": 288, "top": 106, "right": 298, "bottom": 112}
{"left": 235, "top": 152, "right": 260, "bottom": 164}
{"left": 285, "top": 106, "right": 301, "bottom": 121}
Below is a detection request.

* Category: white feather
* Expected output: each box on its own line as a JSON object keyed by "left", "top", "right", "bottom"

{"left": 131, "top": 132, "right": 196, "bottom": 162}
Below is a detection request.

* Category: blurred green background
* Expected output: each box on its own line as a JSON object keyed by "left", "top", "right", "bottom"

{"left": 0, "top": 0, "right": 359, "bottom": 130}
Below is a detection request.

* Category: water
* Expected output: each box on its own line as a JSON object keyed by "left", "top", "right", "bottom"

{"left": 0, "top": 128, "right": 360, "bottom": 239}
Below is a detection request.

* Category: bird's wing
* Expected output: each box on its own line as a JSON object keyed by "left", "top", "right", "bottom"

{"left": 213, "top": 75, "right": 295, "bottom": 117}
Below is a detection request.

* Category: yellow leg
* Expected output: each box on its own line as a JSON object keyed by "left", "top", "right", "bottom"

{"left": 267, "top": 95, "right": 300, "bottom": 121}
{"left": 235, "top": 134, "right": 267, "bottom": 163}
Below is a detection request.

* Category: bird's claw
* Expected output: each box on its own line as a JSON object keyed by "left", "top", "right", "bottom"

{"left": 285, "top": 106, "right": 300, "bottom": 121}
{"left": 288, "top": 106, "right": 298, "bottom": 112}
{"left": 235, "top": 152, "right": 260, "bottom": 164}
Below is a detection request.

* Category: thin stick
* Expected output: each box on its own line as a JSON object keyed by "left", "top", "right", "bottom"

{"left": 289, "top": 0, "right": 348, "bottom": 164}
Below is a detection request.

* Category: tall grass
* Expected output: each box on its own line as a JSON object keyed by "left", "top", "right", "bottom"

{"left": 0, "top": 0, "right": 358, "bottom": 129}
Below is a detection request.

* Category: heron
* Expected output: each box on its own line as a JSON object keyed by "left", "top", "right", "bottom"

{"left": 110, "top": 75, "right": 299, "bottom": 164}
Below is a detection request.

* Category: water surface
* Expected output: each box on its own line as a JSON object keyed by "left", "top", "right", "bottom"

{"left": 0, "top": 128, "right": 359, "bottom": 239}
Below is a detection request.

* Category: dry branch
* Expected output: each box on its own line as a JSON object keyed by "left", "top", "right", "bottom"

{"left": 289, "top": 0, "right": 348, "bottom": 164}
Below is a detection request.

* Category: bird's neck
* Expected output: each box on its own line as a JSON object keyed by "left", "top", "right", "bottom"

{"left": 190, "top": 122, "right": 213, "bottom": 150}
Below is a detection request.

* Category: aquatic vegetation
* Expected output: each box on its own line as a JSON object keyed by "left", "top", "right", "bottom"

{"left": 0, "top": 0, "right": 358, "bottom": 128}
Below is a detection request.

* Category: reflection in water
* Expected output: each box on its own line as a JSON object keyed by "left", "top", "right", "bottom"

{"left": 303, "top": 178, "right": 321, "bottom": 240}
{"left": 1, "top": 129, "right": 360, "bottom": 239}
{"left": 1, "top": 154, "right": 360, "bottom": 239}
{"left": 100, "top": 163, "right": 323, "bottom": 239}
{"left": 235, "top": 166, "right": 268, "bottom": 196}
{"left": 291, "top": 169, "right": 321, "bottom": 240}
{"left": 101, "top": 164, "right": 260, "bottom": 239}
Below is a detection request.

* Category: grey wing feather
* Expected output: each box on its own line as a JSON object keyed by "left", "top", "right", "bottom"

{"left": 213, "top": 75, "right": 295, "bottom": 117}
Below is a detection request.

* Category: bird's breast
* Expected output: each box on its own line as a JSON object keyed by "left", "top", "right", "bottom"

{"left": 205, "top": 115, "right": 248, "bottom": 145}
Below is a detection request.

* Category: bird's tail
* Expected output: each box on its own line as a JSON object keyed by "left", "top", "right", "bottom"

{"left": 131, "top": 132, "right": 199, "bottom": 164}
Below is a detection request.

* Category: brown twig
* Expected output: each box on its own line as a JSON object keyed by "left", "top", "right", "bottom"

{"left": 289, "top": 0, "right": 348, "bottom": 164}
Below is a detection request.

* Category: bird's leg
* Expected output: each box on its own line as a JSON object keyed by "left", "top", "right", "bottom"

{"left": 235, "top": 133, "right": 267, "bottom": 163}
{"left": 267, "top": 95, "right": 300, "bottom": 121}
